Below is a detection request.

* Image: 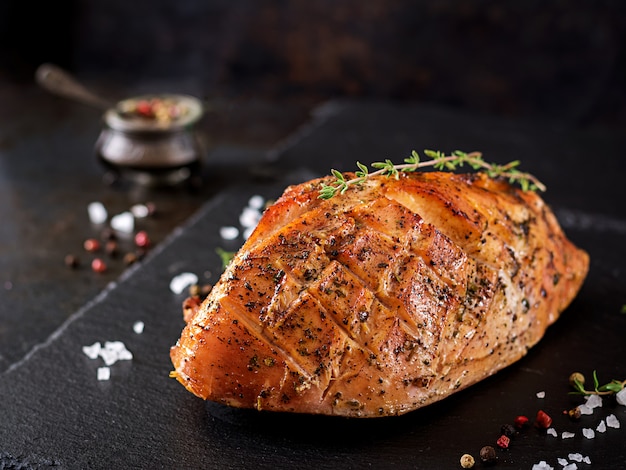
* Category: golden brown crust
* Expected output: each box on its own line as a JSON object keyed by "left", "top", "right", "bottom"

{"left": 170, "top": 172, "right": 589, "bottom": 417}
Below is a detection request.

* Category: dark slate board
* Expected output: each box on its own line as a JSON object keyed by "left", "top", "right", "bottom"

{"left": 1, "top": 100, "right": 625, "bottom": 469}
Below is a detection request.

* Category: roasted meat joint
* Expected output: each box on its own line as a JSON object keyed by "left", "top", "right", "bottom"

{"left": 170, "top": 164, "right": 589, "bottom": 417}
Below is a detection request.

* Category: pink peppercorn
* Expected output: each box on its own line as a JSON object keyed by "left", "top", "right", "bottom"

{"left": 496, "top": 435, "right": 510, "bottom": 449}
{"left": 134, "top": 230, "right": 151, "bottom": 248}
{"left": 535, "top": 410, "right": 553, "bottom": 429}
{"left": 83, "top": 238, "right": 101, "bottom": 252}
{"left": 514, "top": 415, "right": 529, "bottom": 429}
{"left": 91, "top": 258, "right": 107, "bottom": 273}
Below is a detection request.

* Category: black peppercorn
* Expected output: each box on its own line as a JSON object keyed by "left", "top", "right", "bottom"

{"left": 479, "top": 445, "right": 497, "bottom": 465}
{"left": 64, "top": 254, "right": 80, "bottom": 268}
{"left": 501, "top": 423, "right": 517, "bottom": 438}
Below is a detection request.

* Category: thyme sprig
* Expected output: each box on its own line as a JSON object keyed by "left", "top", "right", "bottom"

{"left": 569, "top": 370, "right": 626, "bottom": 396}
{"left": 318, "top": 149, "right": 546, "bottom": 199}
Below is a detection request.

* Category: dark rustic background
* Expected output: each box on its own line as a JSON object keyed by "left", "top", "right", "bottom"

{"left": 2, "top": 0, "right": 625, "bottom": 127}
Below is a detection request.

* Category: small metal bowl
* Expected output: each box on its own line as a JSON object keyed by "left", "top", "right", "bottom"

{"left": 95, "top": 94, "right": 205, "bottom": 186}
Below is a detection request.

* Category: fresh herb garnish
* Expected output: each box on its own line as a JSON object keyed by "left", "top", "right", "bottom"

{"left": 216, "top": 247, "right": 236, "bottom": 269}
{"left": 569, "top": 370, "right": 626, "bottom": 396}
{"left": 319, "top": 149, "right": 546, "bottom": 199}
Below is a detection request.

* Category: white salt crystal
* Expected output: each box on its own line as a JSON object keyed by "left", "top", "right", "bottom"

{"left": 82, "top": 342, "right": 101, "bottom": 359}
{"left": 582, "top": 428, "right": 595, "bottom": 439}
{"left": 561, "top": 431, "right": 575, "bottom": 439}
{"left": 130, "top": 204, "right": 150, "bottom": 218}
{"left": 568, "top": 453, "right": 583, "bottom": 462}
{"left": 547, "top": 427, "right": 558, "bottom": 437}
{"left": 111, "top": 211, "right": 134, "bottom": 233}
{"left": 169, "top": 272, "right": 198, "bottom": 294}
{"left": 583, "top": 456, "right": 591, "bottom": 464}
{"left": 88, "top": 202, "right": 108, "bottom": 224}
{"left": 97, "top": 366, "right": 111, "bottom": 381}
{"left": 596, "top": 420, "right": 607, "bottom": 433}
{"left": 248, "top": 195, "right": 265, "bottom": 210}
{"left": 104, "top": 341, "right": 132, "bottom": 360}
{"left": 536, "top": 391, "right": 546, "bottom": 398}
{"left": 239, "top": 206, "right": 261, "bottom": 228}
{"left": 219, "top": 226, "right": 239, "bottom": 240}
{"left": 584, "top": 394, "right": 603, "bottom": 409}
{"left": 578, "top": 404, "right": 593, "bottom": 415}
{"left": 557, "top": 458, "right": 569, "bottom": 466}
{"left": 563, "top": 464, "right": 577, "bottom": 470}
{"left": 532, "top": 461, "right": 554, "bottom": 470}
{"left": 133, "top": 321, "right": 144, "bottom": 334}
{"left": 606, "top": 414, "right": 620, "bottom": 429}
{"left": 616, "top": 387, "right": 626, "bottom": 406}
{"left": 243, "top": 226, "right": 255, "bottom": 240}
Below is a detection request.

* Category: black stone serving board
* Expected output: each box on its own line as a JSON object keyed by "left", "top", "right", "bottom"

{"left": 1, "top": 100, "right": 625, "bottom": 469}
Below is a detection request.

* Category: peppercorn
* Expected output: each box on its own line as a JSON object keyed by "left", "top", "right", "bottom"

{"left": 535, "top": 410, "right": 553, "bottom": 429}
{"left": 567, "top": 406, "right": 582, "bottom": 420}
{"left": 64, "top": 254, "right": 80, "bottom": 268}
{"left": 134, "top": 230, "right": 150, "bottom": 248}
{"left": 105, "top": 240, "right": 119, "bottom": 257}
{"left": 496, "top": 434, "right": 510, "bottom": 449}
{"left": 500, "top": 423, "right": 517, "bottom": 438}
{"left": 479, "top": 445, "right": 497, "bottom": 465}
{"left": 569, "top": 372, "right": 585, "bottom": 387}
{"left": 91, "top": 258, "right": 107, "bottom": 273}
{"left": 83, "top": 238, "right": 101, "bottom": 252}
{"left": 459, "top": 453, "right": 475, "bottom": 468}
{"left": 123, "top": 252, "right": 138, "bottom": 266}
{"left": 514, "top": 415, "right": 529, "bottom": 429}
{"left": 100, "top": 227, "right": 117, "bottom": 241}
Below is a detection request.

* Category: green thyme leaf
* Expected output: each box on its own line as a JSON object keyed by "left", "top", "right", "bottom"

{"left": 318, "top": 148, "right": 545, "bottom": 199}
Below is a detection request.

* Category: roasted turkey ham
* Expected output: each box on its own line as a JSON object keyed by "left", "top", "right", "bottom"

{"left": 170, "top": 172, "right": 589, "bottom": 417}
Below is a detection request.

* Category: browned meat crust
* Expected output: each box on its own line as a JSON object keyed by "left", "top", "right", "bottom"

{"left": 170, "top": 172, "right": 589, "bottom": 417}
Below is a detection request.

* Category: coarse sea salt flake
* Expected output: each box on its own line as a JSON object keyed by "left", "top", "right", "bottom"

{"left": 169, "top": 272, "right": 198, "bottom": 294}
{"left": 219, "top": 226, "right": 239, "bottom": 240}
{"left": 111, "top": 211, "right": 134, "bottom": 233}
{"left": 582, "top": 428, "right": 595, "bottom": 439}
{"left": 547, "top": 427, "right": 558, "bottom": 437}
{"left": 585, "top": 394, "right": 602, "bottom": 409}
{"left": 88, "top": 202, "right": 108, "bottom": 224}
{"left": 568, "top": 453, "right": 583, "bottom": 462}
{"left": 243, "top": 226, "right": 255, "bottom": 240}
{"left": 561, "top": 431, "right": 575, "bottom": 439}
{"left": 82, "top": 342, "right": 101, "bottom": 359}
{"left": 536, "top": 391, "right": 546, "bottom": 398}
{"left": 596, "top": 420, "right": 606, "bottom": 433}
{"left": 532, "top": 461, "right": 554, "bottom": 470}
{"left": 97, "top": 367, "right": 111, "bottom": 381}
{"left": 616, "top": 387, "right": 626, "bottom": 406}
{"left": 578, "top": 404, "right": 593, "bottom": 415}
{"left": 583, "top": 456, "right": 591, "bottom": 464}
{"left": 239, "top": 207, "right": 261, "bottom": 228}
{"left": 557, "top": 458, "right": 568, "bottom": 466}
{"left": 133, "top": 321, "right": 144, "bottom": 334}
{"left": 248, "top": 195, "right": 264, "bottom": 210}
{"left": 98, "top": 341, "right": 133, "bottom": 365}
{"left": 606, "top": 414, "right": 620, "bottom": 428}
{"left": 562, "top": 464, "right": 577, "bottom": 470}
{"left": 130, "top": 204, "right": 150, "bottom": 218}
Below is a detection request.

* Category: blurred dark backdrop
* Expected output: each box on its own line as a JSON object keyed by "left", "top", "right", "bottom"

{"left": 1, "top": 0, "right": 625, "bottom": 127}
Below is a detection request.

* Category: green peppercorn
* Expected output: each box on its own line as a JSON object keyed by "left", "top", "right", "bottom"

{"left": 569, "top": 372, "right": 585, "bottom": 387}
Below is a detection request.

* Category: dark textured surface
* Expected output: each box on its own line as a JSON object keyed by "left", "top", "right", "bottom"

{"left": 0, "top": 100, "right": 624, "bottom": 469}
{"left": 1, "top": 2, "right": 625, "bottom": 127}
{"left": 0, "top": 80, "right": 311, "bottom": 374}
